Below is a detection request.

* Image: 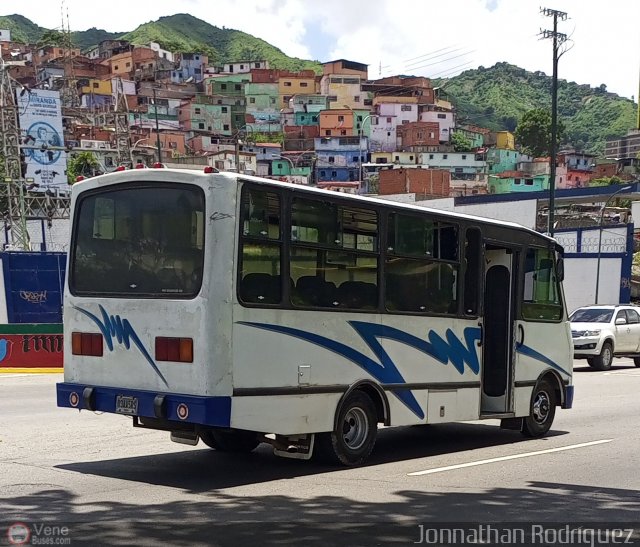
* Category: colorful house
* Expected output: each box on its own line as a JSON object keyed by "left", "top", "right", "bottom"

{"left": 320, "top": 59, "right": 368, "bottom": 110}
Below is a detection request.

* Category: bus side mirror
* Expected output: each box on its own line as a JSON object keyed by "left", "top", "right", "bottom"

{"left": 556, "top": 258, "right": 564, "bottom": 282}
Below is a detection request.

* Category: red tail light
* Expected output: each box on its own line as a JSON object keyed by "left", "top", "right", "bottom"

{"left": 135, "top": 163, "right": 146, "bottom": 169}
{"left": 155, "top": 337, "right": 193, "bottom": 363}
{"left": 71, "top": 332, "right": 103, "bottom": 356}
{"left": 152, "top": 162, "right": 165, "bottom": 168}
{"left": 115, "top": 165, "right": 127, "bottom": 171}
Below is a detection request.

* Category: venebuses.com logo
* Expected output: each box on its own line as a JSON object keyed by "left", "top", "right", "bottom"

{"left": 6, "top": 523, "right": 30, "bottom": 545}
{"left": 5, "top": 522, "right": 71, "bottom": 545}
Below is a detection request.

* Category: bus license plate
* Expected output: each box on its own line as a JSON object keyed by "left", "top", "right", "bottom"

{"left": 115, "top": 395, "right": 138, "bottom": 415}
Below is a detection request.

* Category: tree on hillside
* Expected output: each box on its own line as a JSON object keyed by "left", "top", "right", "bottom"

{"left": 515, "top": 108, "right": 565, "bottom": 157}
{"left": 451, "top": 131, "right": 473, "bottom": 152}
{"left": 37, "top": 29, "right": 68, "bottom": 48}
{"left": 66, "top": 152, "right": 100, "bottom": 184}
{"left": 588, "top": 176, "right": 623, "bottom": 187}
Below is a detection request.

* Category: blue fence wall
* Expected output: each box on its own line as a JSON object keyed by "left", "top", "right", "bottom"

{"left": 1, "top": 252, "right": 67, "bottom": 324}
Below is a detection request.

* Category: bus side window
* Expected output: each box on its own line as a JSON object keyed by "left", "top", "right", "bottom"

{"left": 239, "top": 187, "right": 282, "bottom": 305}
{"left": 385, "top": 213, "right": 459, "bottom": 315}
{"left": 463, "top": 228, "right": 482, "bottom": 316}
{"left": 522, "top": 247, "right": 563, "bottom": 321}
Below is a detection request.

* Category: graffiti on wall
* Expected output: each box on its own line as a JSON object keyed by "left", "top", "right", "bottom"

{"left": 0, "top": 333, "right": 63, "bottom": 370}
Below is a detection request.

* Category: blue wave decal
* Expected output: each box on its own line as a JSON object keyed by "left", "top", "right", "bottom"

{"left": 516, "top": 343, "right": 571, "bottom": 377}
{"left": 75, "top": 305, "right": 168, "bottom": 387}
{"left": 237, "top": 321, "right": 482, "bottom": 419}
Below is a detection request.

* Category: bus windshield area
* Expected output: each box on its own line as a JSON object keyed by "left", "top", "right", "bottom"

{"left": 71, "top": 184, "right": 205, "bottom": 298}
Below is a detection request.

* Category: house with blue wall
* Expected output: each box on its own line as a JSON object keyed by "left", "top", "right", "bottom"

{"left": 314, "top": 136, "right": 368, "bottom": 182}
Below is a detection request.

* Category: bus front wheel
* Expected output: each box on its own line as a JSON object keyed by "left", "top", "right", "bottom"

{"left": 200, "top": 429, "right": 260, "bottom": 452}
{"left": 522, "top": 379, "right": 556, "bottom": 438}
{"left": 315, "top": 390, "right": 377, "bottom": 466}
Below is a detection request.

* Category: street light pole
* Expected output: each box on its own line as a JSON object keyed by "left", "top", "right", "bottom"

{"left": 594, "top": 185, "right": 632, "bottom": 304}
{"left": 130, "top": 138, "right": 149, "bottom": 165}
{"left": 358, "top": 114, "right": 372, "bottom": 190}
{"left": 271, "top": 154, "right": 294, "bottom": 173}
{"left": 152, "top": 86, "right": 162, "bottom": 163}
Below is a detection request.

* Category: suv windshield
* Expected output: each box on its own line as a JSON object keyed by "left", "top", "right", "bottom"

{"left": 569, "top": 308, "right": 614, "bottom": 323}
{"left": 71, "top": 183, "right": 205, "bottom": 298}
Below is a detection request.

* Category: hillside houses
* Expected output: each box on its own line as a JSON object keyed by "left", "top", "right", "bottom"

{"left": 1, "top": 29, "right": 631, "bottom": 195}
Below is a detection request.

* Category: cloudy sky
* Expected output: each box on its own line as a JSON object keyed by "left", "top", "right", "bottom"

{"left": 7, "top": 0, "right": 640, "bottom": 100}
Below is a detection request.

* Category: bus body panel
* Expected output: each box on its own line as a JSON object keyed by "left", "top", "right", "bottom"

{"left": 57, "top": 169, "right": 573, "bottom": 454}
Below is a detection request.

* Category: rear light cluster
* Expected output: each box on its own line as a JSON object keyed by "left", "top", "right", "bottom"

{"left": 155, "top": 337, "right": 193, "bottom": 363}
{"left": 71, "top": 332, "right": 103, "bottom": 356}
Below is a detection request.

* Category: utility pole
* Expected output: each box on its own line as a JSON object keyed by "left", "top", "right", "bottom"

{"left": 541, "top": 7, "right": 568, "bottom": 236}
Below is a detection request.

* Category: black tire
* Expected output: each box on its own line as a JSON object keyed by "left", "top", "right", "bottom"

{"left": 634, "top": 357, "right": 640, "bottom": 368}
{"left": 315, "top": 390, "right": 378, "bottom": 466}
{"left": 199, "top": 430, "right": 222, "bottom": 450}
{"left": 592, "top": 341, "right": 613, "bottom": 371}
{"left": 522, "top": 379, "right": 557, "bottom": 438}
{"left": 200, "top": 429, "right": 259, "bottom": 452}
{"left": 587, "top": 358, "right": 596, "bottom": 368}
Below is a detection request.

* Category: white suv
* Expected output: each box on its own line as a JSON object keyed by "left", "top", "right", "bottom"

{"left": 570, "top": 305, "right": 640, "bottom": 370}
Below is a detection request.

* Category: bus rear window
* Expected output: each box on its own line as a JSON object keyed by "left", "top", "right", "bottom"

{"left": 71, "top": 184, "right": 205, "bottom": 298}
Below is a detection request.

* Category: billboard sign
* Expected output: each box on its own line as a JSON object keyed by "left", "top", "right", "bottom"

{"left": 17, "top": 89, "right": 68, "bottom": 190}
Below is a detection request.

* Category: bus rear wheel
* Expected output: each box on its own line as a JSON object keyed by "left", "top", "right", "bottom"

{"left": 522, "top": 379, "right": 556, "bottom": 438}
{"left": 200, "top": 429, "right": 260, "bottom": 452}
{"left": 315, "top": 390, "right": 377, "bottom": 466}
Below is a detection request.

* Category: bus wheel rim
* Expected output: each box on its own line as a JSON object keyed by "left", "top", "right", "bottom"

{"left": 342, "top": 407, "right": 368, "bottom": 450}
{"left": 532, "top": 390, "right": 551, "bottom": 424}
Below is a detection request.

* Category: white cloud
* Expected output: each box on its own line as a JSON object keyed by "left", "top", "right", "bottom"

{"left": 8, "top": 0, "right": 640, "bottom": 99}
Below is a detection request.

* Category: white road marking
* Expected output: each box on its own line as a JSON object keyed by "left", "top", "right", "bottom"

{"left": 407, "top": 439, "right": 613, "bottom": 476}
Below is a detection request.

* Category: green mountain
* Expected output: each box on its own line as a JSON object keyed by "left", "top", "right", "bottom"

{"left": 435, "top": 62, "right": 638, "bottom": 155}
{"left": 2, "top": 15, "right": 637, "bottom": 153}
{"left": 119, "top": 14, "right": 321, "bottom": 72}
{"left": 0, "top": 14, "right": 44, "bottom": 43}
{"left": 1, "top": 13, "right": 321, "bottom": 72}
{"left": 72, "top": 28, "right": 122, "bottom": 49}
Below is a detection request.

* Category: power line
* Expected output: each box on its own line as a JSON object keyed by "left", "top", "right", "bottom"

{"left": 403, "top": 47, "right": 468, "bottom": 70}
{"left": 379, "top": 45, "right": 465, "bottom": 74}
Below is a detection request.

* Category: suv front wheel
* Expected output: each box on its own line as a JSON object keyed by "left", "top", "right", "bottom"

{"left": 590, "top": 341, "right": 613, "bottom": 371}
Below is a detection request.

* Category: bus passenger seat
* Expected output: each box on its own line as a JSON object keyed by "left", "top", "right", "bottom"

{"left": 336, "top": 281, "right": 377, "bottom": 309}
{"left": 295, "top": 276, "right": 335, "bottom": 307}
{"left": 241, "top": 273, "right": 281, "bottom": 304}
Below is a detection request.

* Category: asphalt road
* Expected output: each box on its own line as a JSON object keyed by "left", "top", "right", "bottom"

{"left": 1, "top": 360, "right": 639, "bottom": 546}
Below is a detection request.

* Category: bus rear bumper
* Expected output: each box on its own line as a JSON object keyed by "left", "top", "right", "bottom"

{"left": 56, "top": 382, "right": 231, "bottom": 427}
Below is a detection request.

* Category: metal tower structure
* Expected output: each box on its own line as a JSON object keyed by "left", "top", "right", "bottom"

{"left": 113, "top": 78, "right": 132, "bottom": 165}
{"left": 0, "top": 58, "right": 71, "bottom": 251}
{"left": 0, "top": 58, "right": 30, "bottom": 249}
{"left": 59, "top": 3, "right": 80, "bottom": 108}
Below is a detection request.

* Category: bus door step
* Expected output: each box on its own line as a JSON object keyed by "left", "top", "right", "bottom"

{"left": 272, "top": 433, "right": 315, "bottom": 460}
{"left": 170, "top": 430, "right": 199, "bottom": 445}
